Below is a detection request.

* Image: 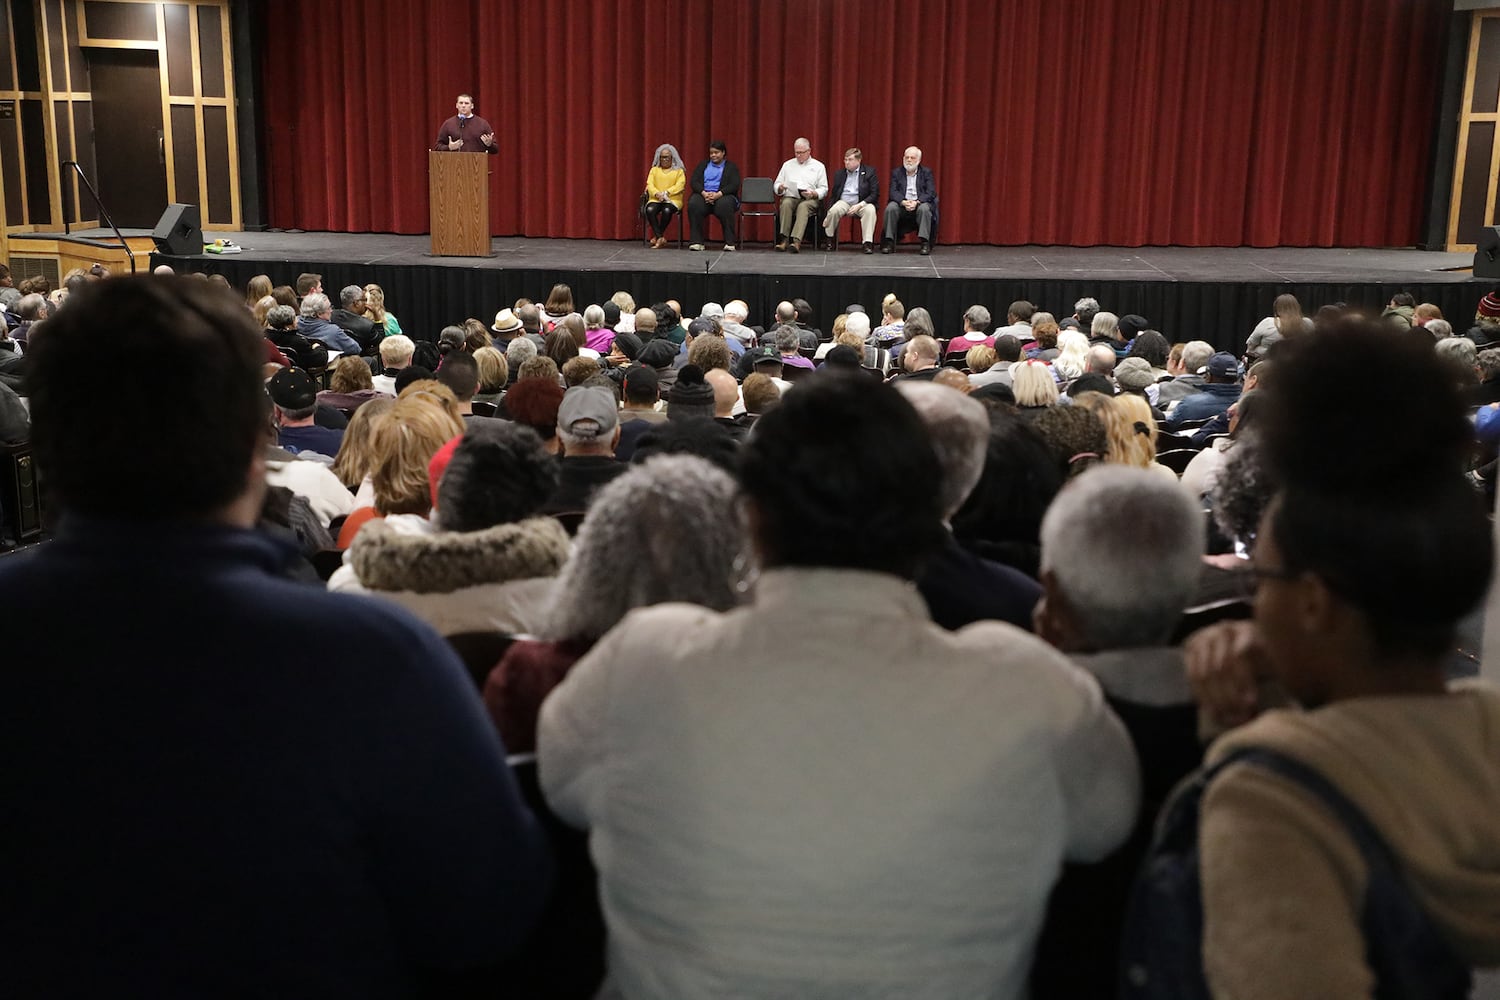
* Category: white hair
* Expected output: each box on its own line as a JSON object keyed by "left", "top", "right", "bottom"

{"left": 542, "top": 455, "right": 745, "bottom": 642}
{"left": 725, "top": 300, "right": 749, "bottom": 321}
{"left": 844, "top": 312, "right": 871, "bottom": 338}
{"left": 1054, "top": 330, "right": 1090, "bottom": 380}
{"left": 583, "top": 304, "right": 606, "bottom": 328}
{"left": 506, "top": 336, "right": 538, "bottom": 368}
{"left": 1012, "top": 360, "right": 1060, "bottom": 407}
{"left": 1436, "top": 336, "right": 1476, "bottom": 369}
{"left": 379, "top": 334, "right": 414, "bottom": 365}
{"left": 895, "top": 382, "right": 989, "bottom": 518}
{"left": 299, "top": 292, "right": 331, "bottom": 317}
{"left": 1426, "top": 319, "right": 1453, "bottom": 340}
{"left": 1181, "top": 340, "right": 1214, "bottom": 374}
{"left": 1091, "top": 312, "right": 1119, "bottom": 339}
{"left": 1040, "top": 465, "right": 1206, "bottom": 648}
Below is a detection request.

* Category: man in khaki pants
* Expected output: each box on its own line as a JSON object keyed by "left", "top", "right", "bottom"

{"left": 772, "top": 137, "right": 827, "bottom": 253}
{"left": 822, "top": 148, "right": 881, "bottom": 253}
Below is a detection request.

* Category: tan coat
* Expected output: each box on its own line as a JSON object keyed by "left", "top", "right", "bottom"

{"left": 1200, "top": 681, "right": 1500, "bottom": 999}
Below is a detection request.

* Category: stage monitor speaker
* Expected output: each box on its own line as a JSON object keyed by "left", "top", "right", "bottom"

{"left": 152, "top": 203, "right": 203, "bottom": 256}
{"left": 1474, "top": 226, "right": 1500, "bottom": 279}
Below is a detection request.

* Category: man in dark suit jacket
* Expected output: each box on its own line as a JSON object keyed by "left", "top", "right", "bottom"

{"left": 884, "top": 146, "right": 939, "bottom": 255}
{"left": 686, "top": 140, "right": 743, "bottom": 251}
{"left": 330, "top": 285, "right": 379, "bottom": 354}
{"left": 821, "top": 148, "right": 882, "bottom": 253}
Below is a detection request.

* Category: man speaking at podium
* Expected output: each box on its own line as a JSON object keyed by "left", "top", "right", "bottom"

{"left": 433, "top": 93, "right": 498, "bottom": 154}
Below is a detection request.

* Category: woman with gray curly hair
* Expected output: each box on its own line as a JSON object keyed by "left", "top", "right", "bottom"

{"left": 482, "top": 453, "right": 746, "bottom": 752}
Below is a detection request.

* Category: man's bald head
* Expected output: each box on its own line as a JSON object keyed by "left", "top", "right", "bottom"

{"left": 706, "top": 367, "right": 739, "bottom": 418}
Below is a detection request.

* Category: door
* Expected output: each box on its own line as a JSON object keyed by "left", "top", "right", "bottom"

{"left": 86, "top": 50, "right": 167, "bottom": 229}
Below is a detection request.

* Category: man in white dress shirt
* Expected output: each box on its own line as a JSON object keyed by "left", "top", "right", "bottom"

{"left": 772, "top": 137, "right": 828, "bottom": 253}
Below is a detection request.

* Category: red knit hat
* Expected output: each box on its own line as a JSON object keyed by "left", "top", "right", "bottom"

{"left": 1476, "top": 292, "right": 1500, "bottom": 323}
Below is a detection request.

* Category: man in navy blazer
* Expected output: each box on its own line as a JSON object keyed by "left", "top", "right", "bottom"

{"left": 884, "top": 146, "right": 939, "bottom": 255}
{"left": 821, "top": 147, "right": 882, "bottom": 253}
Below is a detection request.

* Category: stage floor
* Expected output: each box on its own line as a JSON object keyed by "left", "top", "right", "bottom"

{"left": 186, "top": 230, "right": 1475, "bottom": 285}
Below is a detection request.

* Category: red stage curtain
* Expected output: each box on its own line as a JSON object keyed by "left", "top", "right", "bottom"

{"left": 261, "top": 0, "right": 1447, "bottom": 247}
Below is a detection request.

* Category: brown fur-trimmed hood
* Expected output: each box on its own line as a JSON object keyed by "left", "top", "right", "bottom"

{"left": 350, "top": 516, "right": 569, "bottom": 594}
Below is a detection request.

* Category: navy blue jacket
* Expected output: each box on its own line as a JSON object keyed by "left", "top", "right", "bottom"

{"left": 2, "top": 518, "right": 552, "bottom": 996}
{"left": 829, "top": 164, "right": 880, "bottom": 207}
{"left": 888, "top": 164, "right": 939, "bottom": 229}
{"left": 1166, "top": 382, "right": 1241, "bottom": 429}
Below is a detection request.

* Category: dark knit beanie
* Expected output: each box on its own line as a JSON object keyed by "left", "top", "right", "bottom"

{"left": 668, "top": 364, "right": 716, "bottom": 411}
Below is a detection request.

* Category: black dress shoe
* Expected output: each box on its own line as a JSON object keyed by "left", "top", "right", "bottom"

{"left": 863, "top": 242, "right": 874, "bottom": 254}
{"left": 920, "top": 241, "right": 932, "bottom": 255}
{"left": 881, "top": 242, "right": 895, "bottom": 254}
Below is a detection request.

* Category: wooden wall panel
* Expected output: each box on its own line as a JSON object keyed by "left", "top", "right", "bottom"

{"left": 52, "top": 97, "right": 71, "bottom": 219}
{"left": 162, "top": 2, "right": 189, "bottom": 97}
{"left": 1, "top": 118, "right": 21, "bottom": 222}
{"left": 43, "top": 0, "right": 64, "bottom": 90}
{"left": 3, "top": 1, "right": 252, "bottom": 238}
{"left": 13, "top": 0, "right": 41, "bottom": 91}
{"left": 1449, "top": 12, "right": 1500, "bottom": 249}
{"left": 170, "top": 101, "right": 196, "bottom": 207}
{"left": 20, "top": 98, "right": 48, "bottom": 225}
{"left": 63, "top": 0, "right": 83, "bottom": 91}
{"left": 196, "top": 3, "right": 220, "bottom": 97}
{"left": 203, "top": 102, "right": 229, "bottom": 223}
{"left": 0, "top": 0, "right": 13, "bottom": 91}
{"left": 82, "top": 0, "right": 156, "bottom": 40}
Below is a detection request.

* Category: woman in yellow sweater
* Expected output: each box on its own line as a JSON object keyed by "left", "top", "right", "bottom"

{"left": 644, "top": 143, "right": 685, "bottom": 248}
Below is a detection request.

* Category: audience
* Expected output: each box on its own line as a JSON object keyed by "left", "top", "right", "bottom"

{"left": 538, "top": 372, "right": 1138, "bottom": 998}
{"left": 11, "top": 264, "right": 1495, "bottom": 997}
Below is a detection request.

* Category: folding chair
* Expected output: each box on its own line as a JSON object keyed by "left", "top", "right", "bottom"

{"left": 736, "top": 177, "right": 777, "bottom": 248}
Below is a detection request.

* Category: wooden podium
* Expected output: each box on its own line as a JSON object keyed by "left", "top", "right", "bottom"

{"left": 429, "top": 150, "right": 491, "bottom": 256}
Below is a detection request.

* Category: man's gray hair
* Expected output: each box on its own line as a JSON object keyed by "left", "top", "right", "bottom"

{"left": 1181, "top": 340, "right": 1214, "bottom": 373}
{"left": 963, "top": 304, "right": 992, "bottom": 333}
{"left": 300, "top": 292, "right": 331, "bottom": 317}
{"left": 896, "top": 382, "right": 989, "bottom": 519}
{"left": 1074, "top": 297, "right": 1100, "bottom": 326}
{"left": 541, "top": 454, "right": 745, "bottom": 642}
{"left": 340, "top": 285, "right": 363, "bottom": 308}
{"left": 583, "top": 303, "right": 606, "bottom": 328}
{"left": 1040, "top": 465, "right": 1206, "bottom": 648}
{"left": 1091, "top": 312, "right": 1119, "bottom": 339}
{"left": 1426, "top": 319, "right": 1453, "bottom": 340}
{"left": 1437, "top": 336, "right": 1477, "bottom": 369}
{"left": 772, "top": 325, "right": 801, "bottom": 352}
{"left": 17, "top": 293, "right": 47, "bottom": 320}
{"left": 1087, "top": 345, "right": 1118, "bottom": 375}
{"left": 0, "top": 287, "right": 21, "bottom": 310}
{"left": 724, "top": 299, "right": 749, "bottom": 320}
{"left": 506, "top": 336, "right": 538, "bottom": 368}
{"left": 266, "top": 304, "right": 296, "bottom": 328}
{"left": 845, "top": 311, "right": 871, "bottom": 337}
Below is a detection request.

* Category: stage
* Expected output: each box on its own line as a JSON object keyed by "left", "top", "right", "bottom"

{"left": 149, "top": 230, "right": 1483, "bottom": 353}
